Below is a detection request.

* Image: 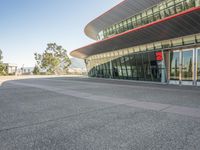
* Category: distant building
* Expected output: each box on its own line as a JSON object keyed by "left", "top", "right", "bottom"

{"left": 21, "top": 67, "right": 34, "bottom": 75}
{"left": 4, "top": 63, "right": 18, "bottom": 75}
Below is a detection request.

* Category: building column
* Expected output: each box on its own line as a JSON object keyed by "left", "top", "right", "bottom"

{"left": 161, "top": 51, "right": 166, "bottom": 83}
{"left": 110, "top": 59, "right": 113, "bottom": 78}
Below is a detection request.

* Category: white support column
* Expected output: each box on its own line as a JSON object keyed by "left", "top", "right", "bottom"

{"left": 110, "top": 59, "right": 113, "bottom": 78}
{"left": 194, "top": 48, "right": 199, "bottom": 86}
{"left": 161, "top": 51, "right": 167, "bottom": 83}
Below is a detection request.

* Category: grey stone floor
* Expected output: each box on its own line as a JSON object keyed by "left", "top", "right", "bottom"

{"left": 0, "top": 77, "right": 200, "bottom": 150}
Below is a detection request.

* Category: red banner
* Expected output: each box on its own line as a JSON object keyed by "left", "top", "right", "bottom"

{"left": 156, "top": 52, "right": 163, "bottom": 61}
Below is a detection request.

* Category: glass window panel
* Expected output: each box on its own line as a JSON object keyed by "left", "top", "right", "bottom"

{"left": 175, "top": 1, "right": 184, "bottom": 13}
{"left": 196, "top": 34, "right": 200, "bottom": 43}
{"left": 129, "top": 55, "right": 137, "bottom": 79}
{"left": 142, "top": 11, "right": 146, "bottom": 17}
{"left": 127, "top": 23, "right": 133, "bottom": 29}
{"left": 127, "top": 18, "right": 132, "bottom": 23}
{"left": 134, "top": 46, "right": 140, "bottom": 52}
{"left": 143, "top": 53, "right": 151, "bottom": 81}
{"left": 140, "top": 45, "right": 146, "bottom": 51}
{"left": 182, "top": 50, "right": 193, "bottom": 81}
{"left": 175, "top": 0, "right": 183, "bottom": 3}
{"left": 124, "top": 56, "right": 132, "bottom": 78}
{"left": 172, "top": 38, "right": 183, "bottom": 46}
{"left": 183, "top": 35, "right": 195, "bottom": 44}
{"left": 153, "top": 6, "right": 159, "bottom": 13}
{"left": 136, "top": 14, "right": 141, "bottom": 19}
{"left": 167, "top": 0, "right": 174, "bottom": 7}
{"left": 159, "top": 2, "right": 166, "bottom": 10}
{"left": 197, "top": 49, "right": 200, "bottom": 80}
{"left": 150, "top": 52, "right": 161, "bottom": 82}
{"left": 148, "top": 15, "right": 154, "bottom": 23}
{"left": 132, "top": 21, "right": 137, "bottom": 27}
{"left": 136, "top": 19, "right": 142, "bottom": 26}
{"left": 154, "top": 12, "right": 161, "bottom": 21}
{"left": 124, "top": 49, "right": 128, "bottom": 55}
{"left": 160, "top": 10, "right": 166, "bottom": 18}
{"left": 170, "top": 51, "right": 180, "bottom": 80}
{"left": 147, "top": 43, "right": 154, "bottom": 50}
{"left": 154, "top": 42, "right": 162, "bottom": 49}
{"left": 136, "top": 54, "right": 145, "bottom": 80}
{"left": 169, "top": 5, "right": 176, "bottom": 15}
{"left": 147, "top": 9, "right": 153, "bottom": 15}
{"left": 120, "top": 57, "right": 128, "bottom": 78}
{"left": 112, "top": 60, "right": 118, "bottom": 78}
{"left": 119, "top": 51, "right": 123, "bottom": 56}
{"left": 116, "top": 58, "right": 123, "bottom": 78}
{"left": 142, "top": 16, "right": 148, "bottom": 24}
{"left": 162, "top": 40, "right": 171, "bottom": 48}
{"left": 128, "top": 47, "right": 134, "bottom": 53}
{"left": 132, "top": 16, "right": 136, "bottom": 22}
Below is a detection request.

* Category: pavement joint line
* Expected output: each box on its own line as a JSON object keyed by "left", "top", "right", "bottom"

{"left": 0, "top": 100, "right": 146, "bottom": 133}
{"left": 159, "top": 105, "right": 172, "bottom": 112}
{"left": 40, "top": 78, "right": 200, "bottom": 94}
{"left": 8, "top": 80, "right": 200, "bottom": 119}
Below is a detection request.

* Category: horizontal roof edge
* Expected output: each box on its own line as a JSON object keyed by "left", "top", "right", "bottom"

{"left": 71, "top": 7, "right": 200, "bottom": 59}
{"left": 84, "top": 0, "right": 164, "bottom": 40}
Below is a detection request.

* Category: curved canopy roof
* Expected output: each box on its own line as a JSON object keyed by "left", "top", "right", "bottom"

{"left": 85, "top": 0, "right": 164, "bottom": 40}
{"left": 71, "top": 7, "right": 200, "bottom": 59}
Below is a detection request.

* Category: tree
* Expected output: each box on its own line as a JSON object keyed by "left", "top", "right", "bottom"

{"left": 0, "top": 49, "right": 6, "bottom": 76}
{"left": 0, "top": 49, "right": 3, "bottom": 63}
{"left": 0, "top": 64, "right": 6, "bottom": 76}
{"left": 34, "top": 43, "right": 71, "bottom": 75}
{"left": 33, "top": 65, "right": 40, "bottom": 75}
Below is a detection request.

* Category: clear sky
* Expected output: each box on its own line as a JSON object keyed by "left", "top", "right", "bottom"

{"left": 0, "top": 0, "right": 122, "bottom": 67}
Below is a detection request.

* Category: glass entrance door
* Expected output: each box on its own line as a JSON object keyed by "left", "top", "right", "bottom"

{"left": 170, "top": 51, "right": 180, "bottom": 84}
{"left": 170, "top": 49, "right": 194, "bottom": 85}
{"left": 181, "top": 49, "right": 194, "bottom": 85}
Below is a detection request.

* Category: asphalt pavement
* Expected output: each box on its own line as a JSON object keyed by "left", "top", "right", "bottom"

{"left": 0, "top": 77, "right": 200, "bottom": 150}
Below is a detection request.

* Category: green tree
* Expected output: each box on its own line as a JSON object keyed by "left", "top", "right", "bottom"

{"left": 0, "top": 49, "right": 6, "bottom": 76}
{"left": 0, "top": 49, "right": 3, "bottom": 63}
{"left": 34, "top": 43, "right": 71, "bottom": 75}
{"left": 33, "top": 65, "right": 40, "bottom": 75}
{"left": 0, "top": 64, "right": 6, "bottom": 76}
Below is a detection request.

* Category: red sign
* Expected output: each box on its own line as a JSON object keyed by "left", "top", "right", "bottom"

{"left": 156, "top": 52, "right": 163, "bottom": 61}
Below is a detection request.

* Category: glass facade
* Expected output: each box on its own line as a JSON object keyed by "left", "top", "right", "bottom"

{"left": 170, "top": 51, "right": 180, "bottom": 80}
{"left": 181, "top": 50, "right": 193, "bottom": 81}
{"left": 170, "top": 49, "right": 194, "bottom": 82}
{"left": 86, "top": 34, "right": 200, "bottom": 85}
{"left": 88, "top": 51, "right": 165, "bottom": 82}
{"left": 197, "top": 49, "right": 200, "bottom": 81}
{"left": 97, "top": 0, "right": 199, "bottom": 40}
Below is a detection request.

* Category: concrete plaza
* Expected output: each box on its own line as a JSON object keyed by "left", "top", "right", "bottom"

{"left": 0, "top": 77, "right": 200, "bottom": 150}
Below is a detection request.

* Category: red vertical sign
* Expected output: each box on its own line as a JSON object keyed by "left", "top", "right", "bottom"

{"left": 156, "top": 52, "right": 163, "bottom": 61}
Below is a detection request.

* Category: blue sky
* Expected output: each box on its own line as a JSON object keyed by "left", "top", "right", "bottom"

{"left": 0, "top": 0, "right": 122, "bottom": 67}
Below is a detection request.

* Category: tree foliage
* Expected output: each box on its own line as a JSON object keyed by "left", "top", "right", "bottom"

{"left": 33, "top": 65, "right": 40, "bottom": 75}
{"left": 34, "top": 43, "right": 71, "bottom": 74}
{"left": 0, "top": 49, "right": 3, "bottom": 63}
{"left": 0, "top": 49, "right": 6, "bottom": 76}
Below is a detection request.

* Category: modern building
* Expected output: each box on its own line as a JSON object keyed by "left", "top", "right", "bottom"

{"left": 71, "top": 0, "right": 200, "bottom": 86}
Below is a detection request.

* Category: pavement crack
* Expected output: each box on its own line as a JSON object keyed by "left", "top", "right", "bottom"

{"left": 159, "top": 105, "right": 172, "bottom": 112}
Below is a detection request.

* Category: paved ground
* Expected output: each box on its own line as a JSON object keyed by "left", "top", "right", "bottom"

{"left": 0, "top": 77, "right": 200, "bottom": 150}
